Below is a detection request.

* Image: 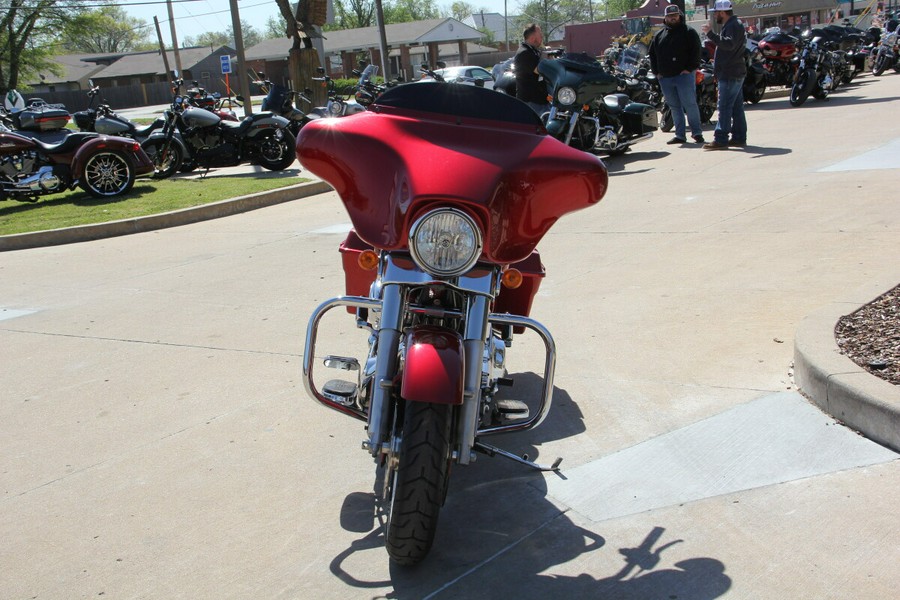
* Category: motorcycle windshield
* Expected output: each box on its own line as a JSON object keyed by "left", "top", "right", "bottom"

{"left": 296, "top": 82, "right": 608, "bottom": 264}
{"left": 539, "top": 56, "right": 619, "bottom": 103}
{"left": 618, "top": 45, "right": 647, "bottom": 77}
{"left": 358, "top": 64, "right": 379, "bottom": 86}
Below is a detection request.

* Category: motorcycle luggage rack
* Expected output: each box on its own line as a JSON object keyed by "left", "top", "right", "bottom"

{"left": 303, "top": 297, "right": 558, "bottom": 437}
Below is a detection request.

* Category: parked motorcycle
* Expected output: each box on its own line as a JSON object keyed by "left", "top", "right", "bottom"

{"left": 310, "top": 65, "right": 372, "bottom": 118}
{"left": 1, "top": 95, "right": 154, "bottom": 201}
{"left": 757, "top": 29, "right": 799, "bottom": 87}
{"left": 254, "top": 72, "right": 316, "bottom": 136}
{"left": 147, "top": 73, "right": 295, "bottom": 176}
{"left": 539, "top": 51, "right": 657, "bottom": 154}
{"left": 296, "top": 82, "right": 608, "bottom": 565}
{"left": 696, "top": 62, "right": 718, "bottom": 124}
{"left": 71, "top": 81, "right": 177, "bottom": 179}
{"left": 616, "top": 44, "right": 671, "bottom": 132}
{"left": 790, "top": 34, "right": 837, "bottom": 107}
{"left": 871, "top": 25, "right": 899, "bottom": 76}
{"left": 743, "top": 48, "right": 768, "bottom": 104}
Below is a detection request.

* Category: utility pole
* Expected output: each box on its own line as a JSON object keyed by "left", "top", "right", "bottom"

{"left": 374, "top": 0, "right": 390, "bottom": 79}
{"left": 154, "top": 16, "right": 172, "bottom": 79}
{"left": 166, "top": 0, "right": 183, "bottom": 74}
{"left": 228, "top": 0, "right": 253, "bottom": 116}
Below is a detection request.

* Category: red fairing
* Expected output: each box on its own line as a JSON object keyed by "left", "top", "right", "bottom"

{"left": 296, "top": 95, "right": 608, "bottom": 264}
{"left": 401, "top": 326, "right": 465, "bottom": 405}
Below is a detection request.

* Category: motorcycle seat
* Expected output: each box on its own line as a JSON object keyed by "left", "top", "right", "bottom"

{"left": 603, "top": 94, "right": 631, "bottom": 114}
{"left": 32, "top": 132, "right": 100, "bottom": 154}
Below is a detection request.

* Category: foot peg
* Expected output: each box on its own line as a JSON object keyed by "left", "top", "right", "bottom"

{"left": 496, "top": 399, "right": 529, "bottom": 418}
{"left": 323, "top": 379, "right": 358, "bottom": 407}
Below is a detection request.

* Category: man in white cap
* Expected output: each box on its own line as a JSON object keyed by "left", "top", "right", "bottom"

{"left": 702, "top": 0, "right": 747, "bottom": 149}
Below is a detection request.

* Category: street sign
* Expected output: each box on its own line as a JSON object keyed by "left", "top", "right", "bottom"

{"left": 220, "top": 55, "right": 232, "bottom": 75}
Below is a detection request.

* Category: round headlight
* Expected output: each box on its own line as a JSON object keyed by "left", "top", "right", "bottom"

{"left": 328, "top": 100, "right": 344, "bottom": 116}
{"left": 409, "top": 209, "right": 482, "bottom": 277}
{"left": 557, "top": 86, "right": 577, "bottom": 105}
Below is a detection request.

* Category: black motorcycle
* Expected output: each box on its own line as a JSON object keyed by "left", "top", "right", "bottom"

{"left": 616, "top": 45, "right": 671, "bottom": 132}
{"left": 790, "top": 34, "right": 837, "bottom": 107}
{"left": 743, "top": 48, "right": 768, "bottom": 104}
{"left": 148, "top": 73, "right": 295, "bottom": 176}
{"left": 538, "top": 52, "right": 657, "bottom": 155}
{"left": 254, "top": 73, "right": 316, "bottom": 137}
{"left": 71, "top": 81, "right": 176, "bottom": 179}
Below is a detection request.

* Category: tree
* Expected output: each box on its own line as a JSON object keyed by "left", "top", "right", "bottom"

{"left": 183, "top": 21, "right": 261, "bottom": 50}
{"left": 331, "top": 0, "right": 377, "bottom": 29}
{"left": 515, "top": 0, "right": 591, "bottom": 40}
{"left": 383, "top": 0, "right": 441, "bottom": 23}
{"left": 449, "top": 2, "right": 477, "bottom": 21}
{"left": 58, "top": 6, "right": 150, "bottom": 53}
{"left": 0, "top": 0, "right": 76, "bottom": 92}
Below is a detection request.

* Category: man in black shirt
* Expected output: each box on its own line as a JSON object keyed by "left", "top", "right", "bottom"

{"left": 514, "top": 23, "right": 549, "bottom": 116}
{"left": 648, "top": 4, "right": 705, "bottom": 144}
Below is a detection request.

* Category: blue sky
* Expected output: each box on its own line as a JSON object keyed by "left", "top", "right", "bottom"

{"left": 119, "top": 0, "right": 515, "bottom": 45}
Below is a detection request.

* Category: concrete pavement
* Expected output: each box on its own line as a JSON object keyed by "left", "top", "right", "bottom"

{"left": 1, "top": 74, "right": 899, "bottom": 599}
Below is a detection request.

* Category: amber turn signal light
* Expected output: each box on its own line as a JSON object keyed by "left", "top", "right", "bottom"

{"left": 501, "top": 268, "right": 523, "bottom": 289}
{"left": 358, "top": 249, "right": 379, "bottom": 271}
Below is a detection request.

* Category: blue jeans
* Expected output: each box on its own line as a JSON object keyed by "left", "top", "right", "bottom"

{"left": 714, "top": 78, "right": 747, "bottom": 144}
{"left": 659, "top": 72, "right": 703, "bottom": 139}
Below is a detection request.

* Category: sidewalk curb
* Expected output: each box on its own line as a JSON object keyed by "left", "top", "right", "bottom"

{"left": 0, "top": 180, "right": 333, "bottom": 252}
{"left": 794, "top": 278, "right": 900, "bottom": 452}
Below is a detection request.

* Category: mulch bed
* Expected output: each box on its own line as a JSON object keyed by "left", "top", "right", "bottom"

{"left": 834, "top": 284, "right": 900, "bottom": 386}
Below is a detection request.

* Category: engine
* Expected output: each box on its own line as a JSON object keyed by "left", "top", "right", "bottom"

{"left": 0, "top": 151, "right": 65, "bottom": 199}
{"left": 184, "top": 129, "right": 223, "bottom": 153}
{"left": 0, "top": 150, "right": 38, "bottom": 180}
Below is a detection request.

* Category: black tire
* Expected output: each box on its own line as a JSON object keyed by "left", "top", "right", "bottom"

{"left": 659, "top": 106, "right": 673, "bottom": 132}
{"left": 381, "top": 401, "right": 452, "bottom": 566}
{"left": 257, "top": 130, "right": 296, "bottom": 171}
{"left": 141, "top": 138, "right": 182, "bottom": 179}
{"left": 699, "top": 101, "right": 715, "bottom": 124}
{"left": 872, "top": 54, "right": 887, "bottom": 76}
{"left": 80, "top": 151, "right": 135, "bottom": 198}
{"left": 747, "top": 80, "right": 766, "bottom": 104}
{"left": 789, "top": 70, "right": 813, "bottom": 107}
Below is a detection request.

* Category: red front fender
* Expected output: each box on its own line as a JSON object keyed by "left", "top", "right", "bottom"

{"left": 401, "top": 326, "right": 464, "bottom": 405}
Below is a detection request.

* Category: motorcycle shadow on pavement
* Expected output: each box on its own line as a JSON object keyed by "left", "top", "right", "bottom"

{"left": 600, "top": 150, "right": 668, "bottom": 176}
{"left": 329, "top": 373, "right": 731, "bottom": 599}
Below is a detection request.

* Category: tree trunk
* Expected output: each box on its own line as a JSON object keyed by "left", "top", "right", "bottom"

{"left": 289, "top": 47, "right": 327, "bottom": 109}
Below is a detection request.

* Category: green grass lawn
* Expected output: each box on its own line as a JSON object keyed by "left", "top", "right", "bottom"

{"left": 0, "top": 168, "right": 308, "bottom": 236}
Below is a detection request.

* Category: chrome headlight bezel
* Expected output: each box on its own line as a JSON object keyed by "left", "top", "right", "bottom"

{"left": 328, "top": 100, "right": 344, "bottom": 116}
{"left": 408, "top": 208, "right": 483, "bottom": 278}
{"left": 557, "top": 86, "right": 577, "bottom": 105}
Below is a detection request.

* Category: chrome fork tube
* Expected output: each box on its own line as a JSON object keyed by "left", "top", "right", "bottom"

{"left": 457, "top": 295, "right": 489, "bottom": 465}
{"left": 564, "top": 111, "right": 580, "bottom": 145}
{"left": 366, "top": 283, "right": 403, "bottom": 455}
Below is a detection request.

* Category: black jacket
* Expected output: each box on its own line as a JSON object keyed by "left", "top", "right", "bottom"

{"left": 649, "top": 23, "right": 702, "bottom": 77}
{"left": 514, "top": 42, "right": 546, "bottom": 103}
{"left": 706, "top": 15, "right": 748, "bottom": 80}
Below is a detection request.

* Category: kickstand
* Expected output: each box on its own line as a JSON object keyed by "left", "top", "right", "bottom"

{"left": 474, "top": 441, "right": 562, "bottom": 472}
{"left": 199, "top": 167, "right": 211, "bottom": 179}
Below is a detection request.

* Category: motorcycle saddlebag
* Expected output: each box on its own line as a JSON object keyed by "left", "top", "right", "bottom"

{"left": 15, "top": 104, "right": 71, "bottom": 131}
{"left": 622, "top": 103, "right": 658, "bottom": 135}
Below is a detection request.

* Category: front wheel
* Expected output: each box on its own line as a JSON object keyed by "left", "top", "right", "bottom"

{"left": 872, "top": 53, "right": 887, "bottom": 76}
{"left": 257, "top": 130, "right": 296, "bottom": 171}
{"left": 659, "top": 105, "right": 673, "bottom": 132}
{"left": 141, "top": 138, "right": 182, "bottom": 179}
{"left": 747, "top": 79, "right": 766, "bottom": 104}
{"left": 789, "top": 70, "right": 813, "bottom": 107}
{"left": 379, "top": 401, "right": 452, "bottom": 566}
{"left": 80, "top": 151, "right": 135, "bottom": 198}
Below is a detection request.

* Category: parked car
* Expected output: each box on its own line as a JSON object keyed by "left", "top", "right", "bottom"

{"left": 431, "top": 65, "right": 496, "bottom": 89}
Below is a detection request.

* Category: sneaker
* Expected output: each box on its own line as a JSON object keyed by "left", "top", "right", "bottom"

{"left": 692, "top": 135, "right": 706, "bottom": 144}
{"left": 667, "top": 136, "right": 686, "bottom": 145}
{"left": 729, "top": 140, "right": 747, "bottom": 147}
{"left": 703, "top": 141, "right": 728, "bottom": 151}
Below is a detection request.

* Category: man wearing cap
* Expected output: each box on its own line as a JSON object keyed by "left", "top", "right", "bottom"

{"left": 648, "top": 4, "right": 705, "bottom": 145}
{"left": 702, "top": 0, "right": 747, "bottom": 149}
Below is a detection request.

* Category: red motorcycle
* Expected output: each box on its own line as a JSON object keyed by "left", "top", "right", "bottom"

{"left": 296, "top": 83, "right": 608, "bottom": 564}
{"left": 757, "top": 29, "right": 800, "bottom": 87}
{"left": 1, "top": 101, "right": 154, "bottom": 202}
